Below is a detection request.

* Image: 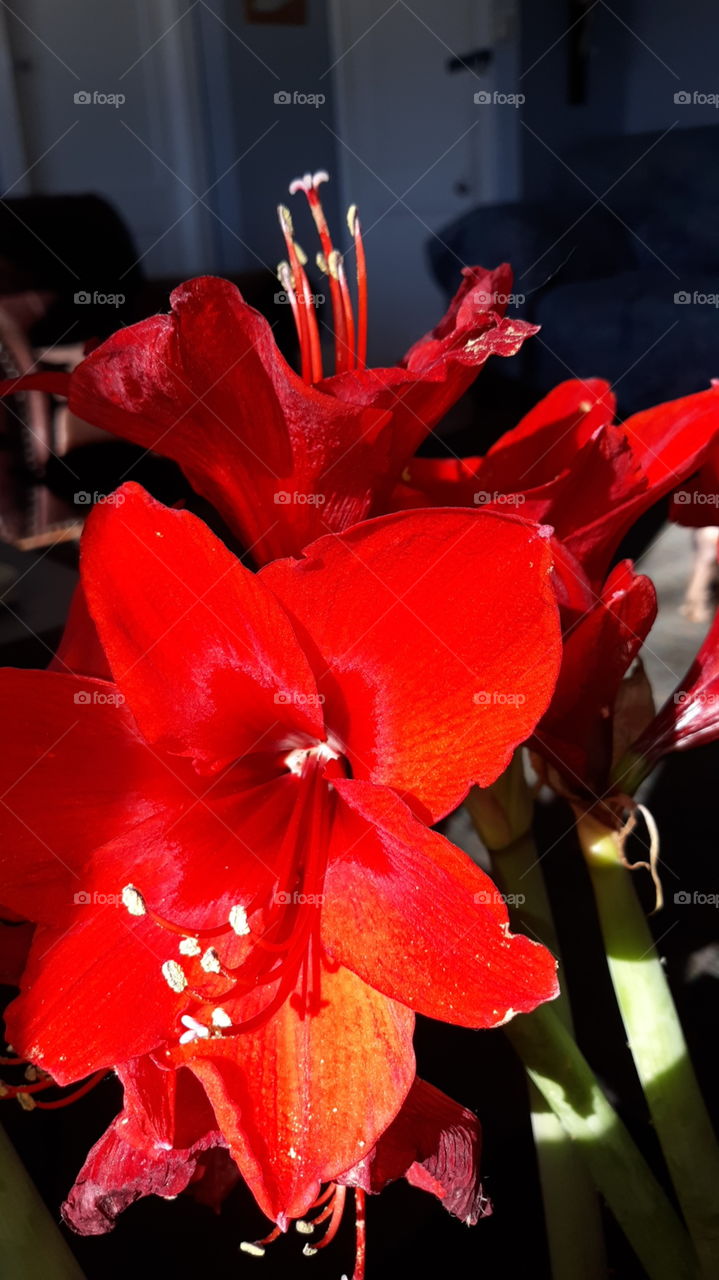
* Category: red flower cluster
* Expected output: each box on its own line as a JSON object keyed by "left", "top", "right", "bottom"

{"left": 3, "top": 168, "right": 719, "bottom": 1273}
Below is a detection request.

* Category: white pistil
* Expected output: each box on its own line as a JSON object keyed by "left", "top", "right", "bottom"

{"left": 178, "top": 1015, "right": 210, "bottom": 1046}
{"left": 161, "top": 960, "right": 187, "bottom": 993}
{"left": 178, "top": 936, "right": 201, "bottom": 957}
{"left": 200, "top": 947, "right": 222, "bottom": 974}
{"left": 121, "top": 884, "right": 146, "bottom": 917}
{"left": 229, "top": 904, "right": 250, "bottom": 936}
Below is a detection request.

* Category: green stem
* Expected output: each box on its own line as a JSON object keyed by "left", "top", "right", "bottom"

{"left": 507, "top": 1005, "right": 698, "bottom": 1280}
{"left": 491, "top": 831, "right": 607, "bottom": 1280}
{"left": 578, "top": 811, "right": 719, "bottom": 1279}
{"left": 0, "top": 1123, "right": 85, "bottom": 1279}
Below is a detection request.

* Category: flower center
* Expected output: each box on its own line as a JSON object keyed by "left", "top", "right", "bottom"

{"left": 121, "top": 741, "right": 345, "bottom": 1043}
{"left": 277, "top": 170, "right": 367, "bottom": 383}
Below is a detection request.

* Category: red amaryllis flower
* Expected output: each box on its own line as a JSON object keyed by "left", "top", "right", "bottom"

{"left": 393, "top": 379, "right": 719, "bottom": 586}
{"left": 532, "top": 558, "right": 657, "bottom": 805}
{"left": 0, "top": 485, "right": 560, "bottom": 1224}
{"left": 616, "top": 597, "right": 719, "bottom": 793}
{"left": 0, "top": 173, "right": 534, "bottom": 566}
{"left": 63, "top": 1068, "right": 486, "bottom": 1266}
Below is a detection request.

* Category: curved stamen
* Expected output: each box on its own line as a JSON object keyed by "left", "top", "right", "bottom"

{"left": 290, "top": 172, "right": 349, "bottom": 375}
{"left": 347, "top": 205, "right": 368, "bottom": 371}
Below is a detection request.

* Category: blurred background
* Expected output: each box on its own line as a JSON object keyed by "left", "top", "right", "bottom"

{"left": 1, "top": 4, "right": 719, "bottom": 1278}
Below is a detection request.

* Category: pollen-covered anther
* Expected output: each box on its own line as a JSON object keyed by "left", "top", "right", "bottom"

{"left": 327, "top": 249, "right": 342, "bottom": 281}
{"left": 200, "top": 947, "right": 223, "bottom": 975}
{"left": 278, "top": 203, "right": 294, "bottom": 236}
{"left": 178, "top": 936, "right": 201, "bottom": 957}
{"left": 17, "top": 1092, "right": 36, "bottom": 1111}
{"left": 347, "top": 203, "right": 359, "bottom": 235}
{"left": 161, "top": 959, "right": 187, "bottom": 993}
{"left": 295, "top": 1220, "right": 315, "bottom": 1236}
{"left": 239, "top": 1241, "right": 266, "bottom": 1258}
{"left": 121, "top": 884, "right": 146, "bottom": 917}
{"left": 211, "top": 1008, "right": 232, "bottom": 1029}
{"left": 229, "top": 904, "right": 250, "bottom": 936}
{"left": 179, "top": 1015, "right": 210, "bottom": 1045}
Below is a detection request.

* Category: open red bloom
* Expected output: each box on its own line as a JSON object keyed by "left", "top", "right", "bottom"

{"left": 0, "top": 174, "right": 534, "bottom": 566}
{"left": 62, "top": 1068, "right": 486, "bottom": 1249}
{"left": 393, "top": 379, "right": 719, "bottom": 585}
{"left": 0, "top": 485, "right": 560, "bottom": 1223}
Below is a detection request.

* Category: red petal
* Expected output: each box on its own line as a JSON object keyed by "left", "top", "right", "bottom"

{"left": 479, "top": 377, "right": 615, "bottom": 491}
{"left": 5, "top": 775, "right": 299, "bottom": 1082}
{"left": 340, "top": 1078, "right": 490, "bottom": 1224}
{"left": 325, "top": 265, "right": 536, "bottom": 478}
{"left": 565, "top": 387, "right": 719, "bottom": 583}
{"left": 80, "top": 483, "right": 325, "bottom": 764}
{"left": 62, "top": 1112, "right": 221, "bottom": 1235}
{"left": 322, "top": 779, "right": 559, "bottom": 1026}
{"left": 0, "top": 669, "right": 185, "bottom": 924}
{"left": 630, "top": 597, "right": 719, "bottom": 763}
{"left": 5, "top": 903, "right": 184, "bottom": 1082}
{"left": 181, "top": 964, "right": 416, "bottom": 1225}
{"left": 67, "top": 278, "right": 388, "bottom": 563}
{"left": 50, "top": 582, "right": 112, "bottom": 680}
{"left": 261, "top": 509, "right": 562, "bottom": 822}
{"left": 534, "top": 561, "right": 657, "bottom": 794}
